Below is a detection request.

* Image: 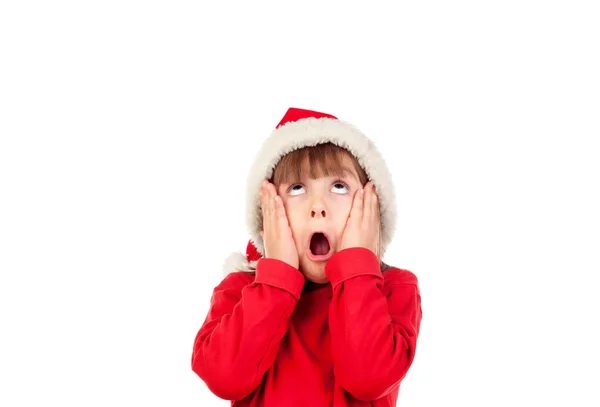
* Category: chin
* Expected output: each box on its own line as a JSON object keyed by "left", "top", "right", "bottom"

{"left": 304, "top": 273, "right": 329, "bottom": 284}
{"left": 299, "top": 258, "right": 329, "bottom": 284}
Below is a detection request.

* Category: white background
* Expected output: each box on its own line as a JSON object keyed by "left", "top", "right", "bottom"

{"left": 1, "top": 1, "right": 599, "bottom": 406}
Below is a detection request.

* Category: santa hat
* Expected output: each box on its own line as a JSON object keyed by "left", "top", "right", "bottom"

{"left": 222, "top": 107, "right": 397, "bottom": 275}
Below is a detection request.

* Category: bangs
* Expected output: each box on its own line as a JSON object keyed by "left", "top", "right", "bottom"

{"left": 271, "top": 142, "right": 368, "bottom": 187}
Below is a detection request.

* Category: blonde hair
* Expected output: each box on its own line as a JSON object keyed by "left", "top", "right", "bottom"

{"left": 270, "top": 142, "right": 391, "bottom": 272}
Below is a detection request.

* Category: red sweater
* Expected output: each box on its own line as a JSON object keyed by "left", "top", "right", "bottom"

{"left": 191, "top": 247, "right": 422, "bottom": 406}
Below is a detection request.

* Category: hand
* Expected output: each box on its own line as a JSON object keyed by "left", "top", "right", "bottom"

{"left": 259, "top": 180, "right": 299, "bottom": 269}
{"left": 340, "top": 182, "right": 380, "bottom": 255}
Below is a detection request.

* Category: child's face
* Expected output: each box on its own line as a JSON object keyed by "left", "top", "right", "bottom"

{"left": 276, "top": 155, "right": 364, "bottom": 284}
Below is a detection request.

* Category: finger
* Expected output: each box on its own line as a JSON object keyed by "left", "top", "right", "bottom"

{"left": 261, "top": 181, "right": 272, "bottom": 198}
{"left": 262, "top": 185, "right": 274, "bottom": 219}
{"left": 274, "top": 195, "right": 287, "bottom": 220}
{"left": 363, "top": 183, "right": 373, "bottom": 221}
{"left": 260, "top": 184, "right": 269, "bottom": 217}
{"left": 372, "top": 186, "right": 381, "bottom": 254}
{"left": 371, "top": 184, "right": 379, "bottom": 218}
{"left": 266, "top": 181, "right": 278, "bottom": 197}
{"left": 260, "top": 180, "right": 270, "bottom": 206}
{"left": 260, "top": 181, "right": 267, "bottom": 206}
{"left": 266, "top": 182, "right": 280, "bottom": 218}
{"left": 350, "top": 187, "right": 364, "bottom": 220}
{"left": 367, "top": 184, "right": 380, "bottom": 225}
{"left": 372, "top": 184, "right": 378, "bottom": 201}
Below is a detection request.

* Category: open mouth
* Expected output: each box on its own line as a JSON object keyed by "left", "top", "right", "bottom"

{"left": 307, "top": 232, "right": 332, "bottom": 261}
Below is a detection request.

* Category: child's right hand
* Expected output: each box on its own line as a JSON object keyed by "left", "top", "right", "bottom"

{"left": 259, "top": 180, "right": 299, "bottom": 269}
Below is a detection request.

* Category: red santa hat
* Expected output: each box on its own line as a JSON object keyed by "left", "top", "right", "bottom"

{"left": 223, "top": 107, "right": 397, "bottom": 275}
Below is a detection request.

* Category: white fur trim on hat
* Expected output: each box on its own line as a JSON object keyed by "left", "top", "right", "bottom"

{"left": 222, "top": 251, "right": 257, "bottom": 275}
{"left": 245, "top": 113, "right": 397, "bottom": 259}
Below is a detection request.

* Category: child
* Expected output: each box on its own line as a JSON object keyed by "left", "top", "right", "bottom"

{"left": 191, "top": 107, "right": 423, "bottom": 406}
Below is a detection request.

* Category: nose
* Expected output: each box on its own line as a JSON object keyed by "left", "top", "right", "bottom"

{"left": 311, "top": 208, "right": 326, "bottom": 218}
{"left": 310, "top": 199, "right": 327, "bottom": 218}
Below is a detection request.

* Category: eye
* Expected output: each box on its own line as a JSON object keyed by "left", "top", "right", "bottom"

{"left": 331, "top": 181, "right": 349, "bottom": 194}
{"left": 288, "top": 184, "right": 305, "bottom": 196}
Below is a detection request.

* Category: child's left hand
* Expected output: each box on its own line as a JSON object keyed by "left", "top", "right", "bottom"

{"left": 340, "top": 182, "right": 380, "bottom": 255}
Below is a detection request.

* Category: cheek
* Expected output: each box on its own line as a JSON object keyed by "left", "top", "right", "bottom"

{"left": 335, "top": 194, "right": 354, "bottom": 214}
{"left": 330, "top": 195, "right": 353, "bottom": 225}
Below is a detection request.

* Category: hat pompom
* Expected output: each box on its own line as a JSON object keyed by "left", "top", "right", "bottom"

{"left": 222, "top": 240, "right": 261, "bottom": 275}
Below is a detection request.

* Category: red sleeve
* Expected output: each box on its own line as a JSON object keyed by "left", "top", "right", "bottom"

{"left": 325, "top": 247, "right": 422, "bottom": 402}
{"left": 191, "top": 258, "right": 305, "bottom": 401}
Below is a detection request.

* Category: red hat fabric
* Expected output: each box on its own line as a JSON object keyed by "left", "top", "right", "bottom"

{"left": 276, "top": 107, "right": 338, "bottom": 128}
